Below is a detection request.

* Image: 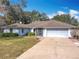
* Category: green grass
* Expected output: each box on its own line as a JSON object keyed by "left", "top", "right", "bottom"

{"left": 0, "top": 36, "right": 39, "bottom": 59}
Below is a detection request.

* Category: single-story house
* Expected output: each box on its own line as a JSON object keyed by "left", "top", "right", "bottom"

{"left": 1, "top": 20, "right": 76, "bottom": 38}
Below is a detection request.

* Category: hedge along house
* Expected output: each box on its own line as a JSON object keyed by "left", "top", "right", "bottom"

{"left": 2, "top": 20, "right": 76, "bottom": 38}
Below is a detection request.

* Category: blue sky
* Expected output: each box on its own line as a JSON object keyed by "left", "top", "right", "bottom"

{"left": 26, "top": 0, "right": 79, "bottom": 14}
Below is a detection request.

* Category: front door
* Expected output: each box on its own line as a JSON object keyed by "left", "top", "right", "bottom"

{"left": 35, "top": 28, "right": 43, "bottom": 36}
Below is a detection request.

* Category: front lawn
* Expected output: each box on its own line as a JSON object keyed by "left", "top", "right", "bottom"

{"left": 0, "top": 36, "right": 39, "bottom": 59}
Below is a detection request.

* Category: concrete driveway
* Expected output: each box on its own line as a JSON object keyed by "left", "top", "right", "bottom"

{"left": 17, "top": 38, "right": 79, "bottom": 59}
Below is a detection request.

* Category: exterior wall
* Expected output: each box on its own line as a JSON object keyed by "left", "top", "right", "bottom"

{"left": 13, "top": 28, "right": 31, "bottom": 36}
{"left": 12, "top": 29, "right": 19, "bottom": 34}
{"left": 68, "top": 29, "right": 72, "bottom": 38}
{"left": 31, "top": 28, "right": 34, "bottom": 32}
{"left": 3, "top": 29, "right": 10, "bottom": 33}
{"left": 68, "top": 29, "right": 76, "bottom": 38}
{"left": 3, "top": 28, "right": 31, "bottom": 36}
{"left": 43, "top": 29, "right": 47, "bottom": 37}
{"left": 20, "top": 28, "right": 31, "bottom": 36}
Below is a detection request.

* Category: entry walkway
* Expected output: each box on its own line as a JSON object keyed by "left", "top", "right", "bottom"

{"left": 17, "top": 38, "right": 79, "bottom": 59}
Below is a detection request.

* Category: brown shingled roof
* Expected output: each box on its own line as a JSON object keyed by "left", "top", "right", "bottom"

{"left": 26, "top": 20, "right": 76, "bottom": 28}
{"left": 2, "top": 20, "right": 76, "bottom": 29}
{"left": 2, "top": 23, "right": 27, "bottom": 28}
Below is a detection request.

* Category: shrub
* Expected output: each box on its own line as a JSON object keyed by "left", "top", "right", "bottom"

{"left": 25, "top": 33, "right": 28, "bottom": 36}
{"left": 0, "top": 33, "right": 3, "bottom": 37}
{"left": 0, "top": 33, "right": 18, "bottom": 37}
{"left": 28, "top": 32, "right": 35, "bottom": 36}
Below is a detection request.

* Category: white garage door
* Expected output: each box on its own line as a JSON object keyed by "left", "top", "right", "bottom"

{"left": 46, "top": 29, "right": 69, "bottom": 37}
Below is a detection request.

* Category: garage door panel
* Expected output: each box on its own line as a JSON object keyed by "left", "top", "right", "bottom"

{"left": 47, "top": 29, "right": 68, "bottom": 37}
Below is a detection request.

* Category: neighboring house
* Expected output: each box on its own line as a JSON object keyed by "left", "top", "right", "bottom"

{"left": 2, "top": 20, "right": 76, "bottom": 38}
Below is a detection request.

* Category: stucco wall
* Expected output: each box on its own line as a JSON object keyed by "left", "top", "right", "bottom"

{"left": 68, "top": 29, "right": 72, "bottom": 38}
{"left": 13, "top": 28, "right": 31, "bottom": 36}
{"left": 19, "top": 28, "right": 30, "bottom": 36}
{"left": 3, "top": 29, "right": 10, "bottom": 33}
{"left": 3, "top": 28, "right": 31, "bottom": 36}
{"left": 43, "top": 29, "right": 47, "bottom": 37}
{"left": 13, "top": 29, "right": 19, "bottom": 34}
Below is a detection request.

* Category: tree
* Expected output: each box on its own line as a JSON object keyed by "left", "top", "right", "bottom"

{"left": 6, "top": 6, "right": 20, "bottom": 24}
{"left": 0, "top": 0, "right": 27, "bottom": 24}
{"left": 53, "top": 14, "right": 78, "bottom": 26}
{"left": 39, "top": 13, "right": 49, "bottom": 21}
{"left": 30, "top": 10, "right": 49, "bottom": 21}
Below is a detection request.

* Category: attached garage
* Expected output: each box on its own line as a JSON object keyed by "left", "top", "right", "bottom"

{"left": 43, "top": 28, "right": 72, "bottom": 38}
{"left": 46, "top": 29, "right": 69, "bottom": 37}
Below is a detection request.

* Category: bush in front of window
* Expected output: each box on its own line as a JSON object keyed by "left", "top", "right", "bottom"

{"left": 28, "top": 32, "right": 35, "bottom": 36}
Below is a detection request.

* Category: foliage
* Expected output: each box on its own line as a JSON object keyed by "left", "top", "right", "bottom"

{"left": 0, "top": 0, "right": 28, "bottom": 24}
{"left": 6, "top": 6, "right": 19, "bottom": 24}
{"left": 28, "top": 32, "right": 35, "bottom": 36}
{"left": 0, "top": 33, "right": 18, "bottom": 37}
{"left": 0, "top": 0, "right": 27, "bottom": 8}
{"left": 53, "top": 14, "right": 79, "bottom": 26}
{"left": 0, "top": 0, "right": 10, "bottom": 6}
{"left": 72, "top": 30, "right": 79, "bottom": 39}
{"left": 30, "top": 10, "right": 49, "bottom": 21}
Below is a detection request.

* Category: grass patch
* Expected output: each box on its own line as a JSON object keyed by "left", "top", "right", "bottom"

{"left": 0, "top": 36, "right": 39, "bottom": 59}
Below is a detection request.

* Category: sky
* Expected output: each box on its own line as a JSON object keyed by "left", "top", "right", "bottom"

{"left": 27, "top": 0, "right": 79, "bottom": 14}
{"left": 26, "top": 0, "right": 79, "bottom": 20}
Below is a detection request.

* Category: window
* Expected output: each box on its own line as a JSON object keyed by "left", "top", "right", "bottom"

{"left": 10, "top": 28, "right": 12, "bottom": 33}
{"left": 22, "top": 29, "right": 24, "bottom": 33}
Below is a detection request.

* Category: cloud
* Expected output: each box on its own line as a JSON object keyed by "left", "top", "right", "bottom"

{"left": 69, "top": 9, "right": 79, "bottom": 17}
{"left": 48, "top": 13, "right": 56, "bottom": 19}
{"left": 48, "top": 9, "right": 79, "bottom": 21}
{"left": 75, "top": 16, "right": 79, "bottom": 19}
{"left": 57, "top": 11, "right": 65, "bottom": 15}
{"left": 69, "top": 9, "right": 79, "bottom": 21}
{"left": 70, "top": 9, "right": 79, "bottom": 14}
{"left": 74, "top": 16, "right": 79, "bottom": 21}
{"left": 48, "top": 11, "right": 65, "bottom": 19}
